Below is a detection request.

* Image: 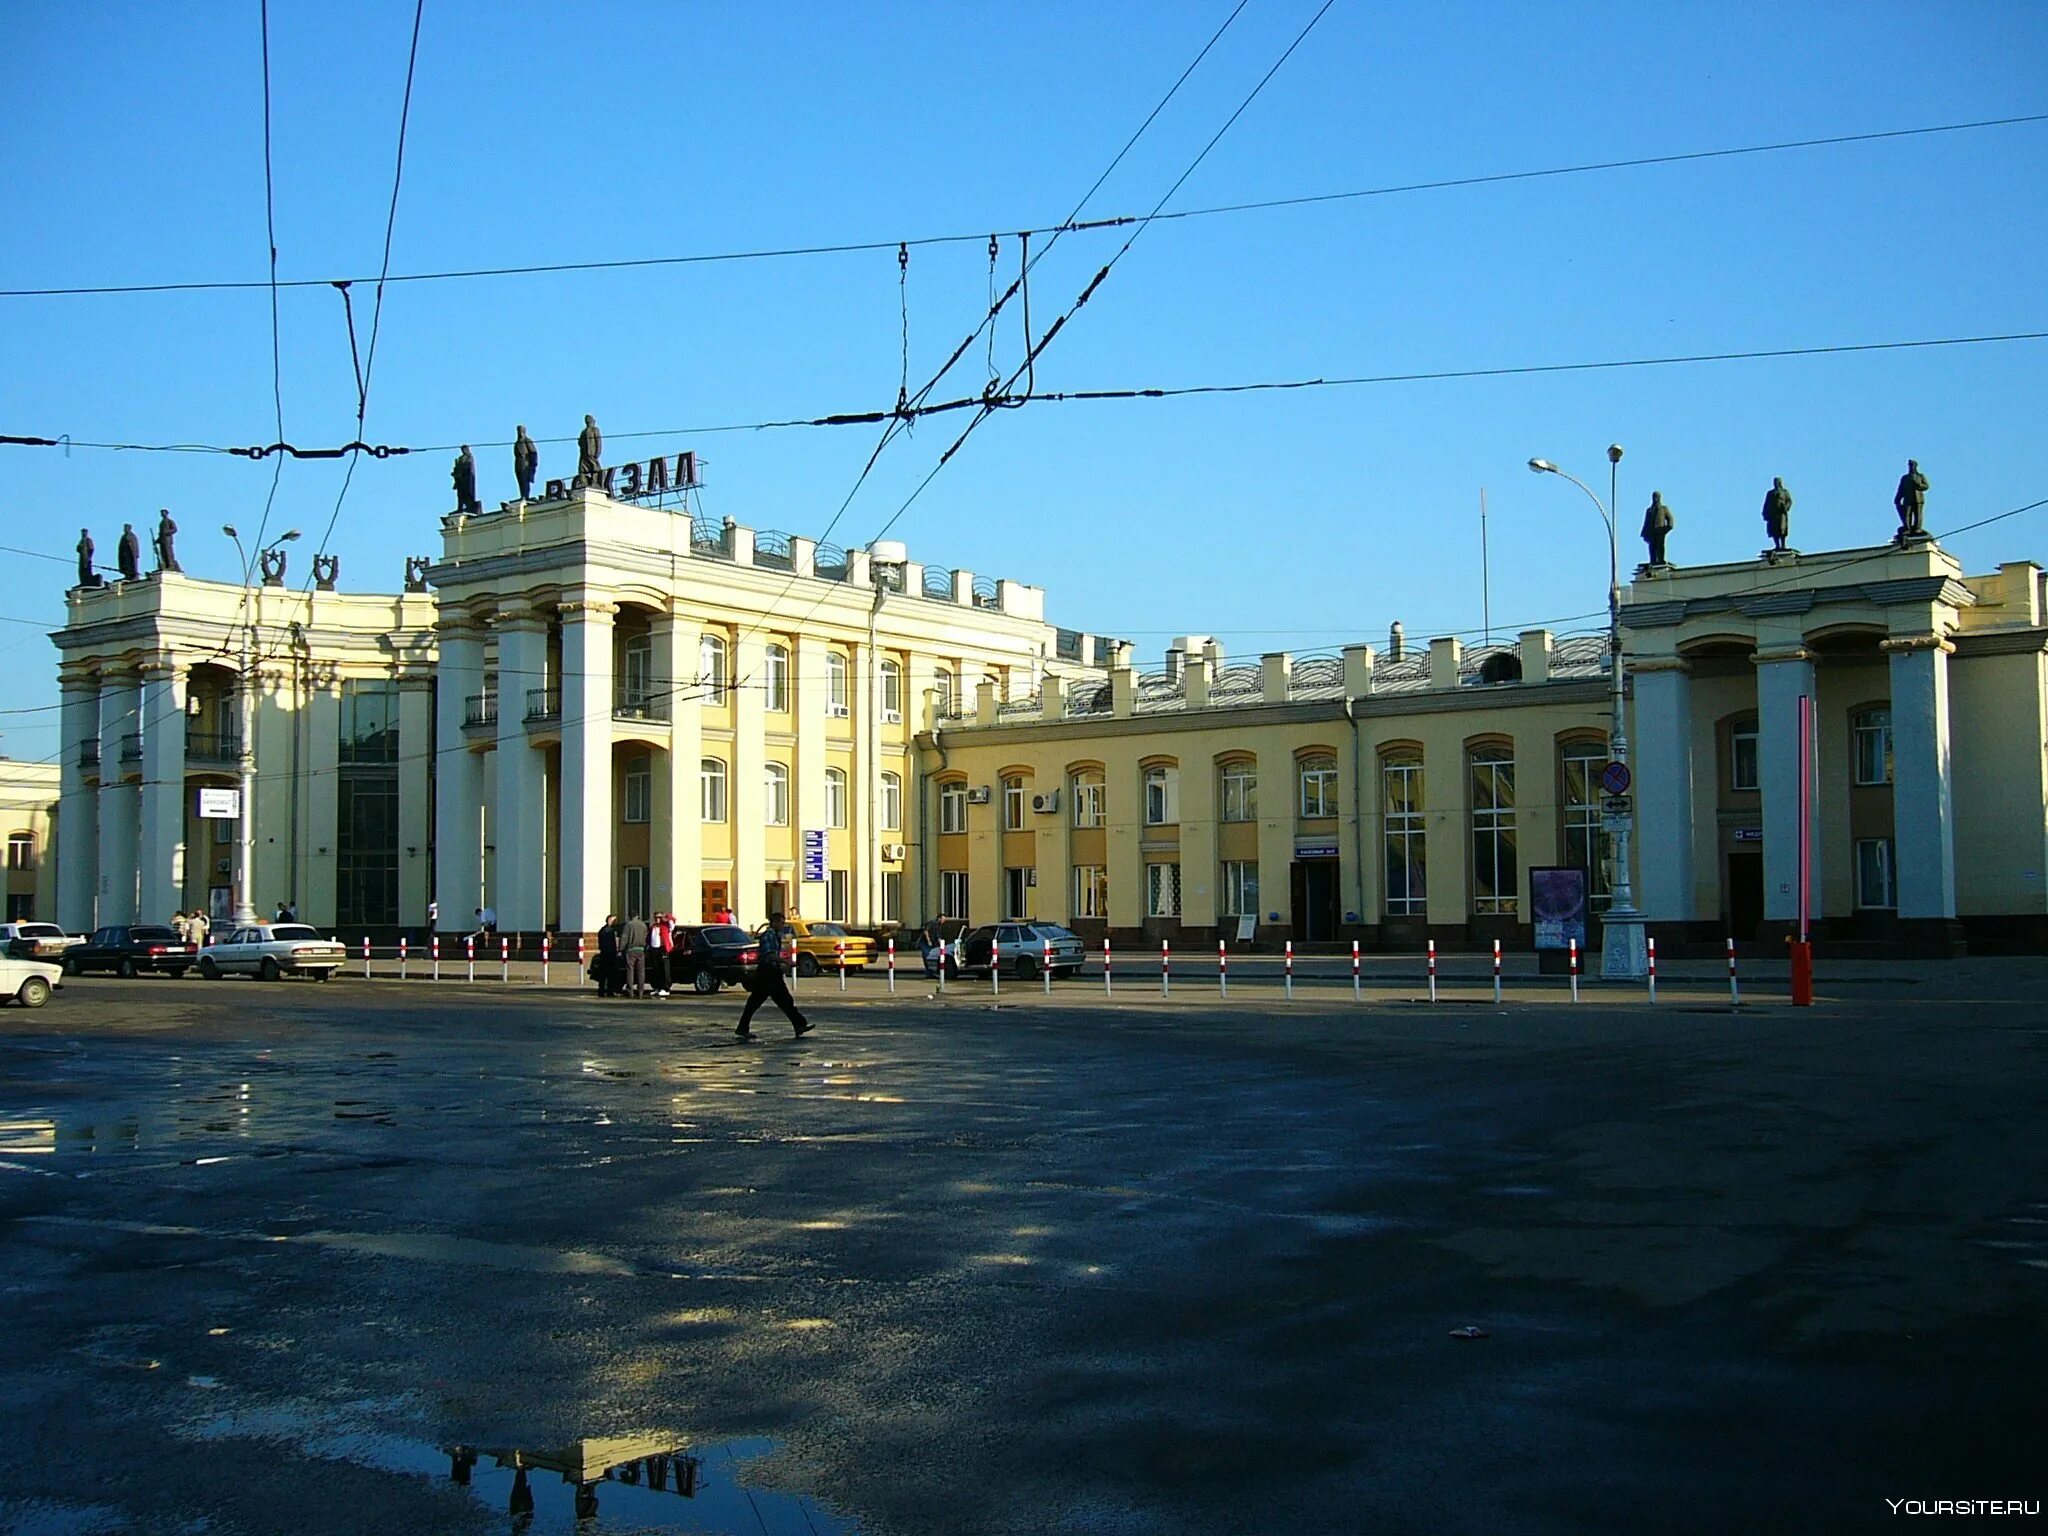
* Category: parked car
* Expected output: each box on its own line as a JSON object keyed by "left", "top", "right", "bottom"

{"left": 0, "top": 954, "right": 63, "bottom": 1007}
{"left": 770, "top": 918, "right": 876, "bottom": 978}
{"left": 955, "top": 922, "right": 1088, "bottom": 980}
{"left": 916, "top": 918, "right": 972, "bottom": 979}
{"left": 196, "top": 922, "right": 348, "bottom": 982}
{"left": 670, "top": 925, "right": 761, "bottom": 993}
{"left": 62, "top": 925, "right": 197, "bottom": 978}
{"left": 0, "top": 921, "right": 83, "bottom": 961}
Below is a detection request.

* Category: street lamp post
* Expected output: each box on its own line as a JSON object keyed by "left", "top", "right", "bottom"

{"left": 1527, "top": 449, "right": 1648, "bottom": 980}
{"left": 222, "top": 525, "right": 299, "bottom": 926}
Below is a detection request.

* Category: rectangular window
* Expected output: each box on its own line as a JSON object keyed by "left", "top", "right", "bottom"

{"left": 828, "top": 868, "right": 849, "bottom": 922}
{"left": 940, "top": 868, "right": 970, "bottom": 920}
{"left": 1072, "top": 777, "right": 1104, "bottom": 828}
{"left": 1561, "top": 741, "right": 1610, "bottom": 910}
{"left": 625, "top": 635, "right": 655, "bottom": 703}
{"left": 1855, "top": 838, "right": 1897, "bottom": 910}
{"left": 1220, "top": 766, "right": 1258, "bottom": 823}
{"left": 1470, "top": 751, "right": 1518, "bottom": 916}
{"left": 1002, "top": 867, "right": 1032, "bottom": 920}
{"left": 701, "top": 759, "right": 728, "bottom": 823}
{"left": 939, "top": 782, "right": 967, "bottom": 834}
{"left": 1143, "top": 766, "right": 1178, "bottom": 826}
{"left": 881, "top": 870, "right": 902, "bottom": 924}
{"left": 1299, "top": 760, "right": 1338, "bottom": 819}
{"left": 1220, "top": 860, "right": 1259, "bottom": 917}
{"left": 336, "top": 680, "right": 400, "bottom": 929}
{"left": 1145, "top": 861, "right": 1181, "bottom": 917}
{"left": 1383, "top": 759, "right": 1426, "bottom": 917}
{"left": 624, "top": 756, "right": 651, "bottom": 823}
{"left": 1003, "top": 777, "right": 1027, "bottom": 830}
{"left": 1853, "top": 710, "right": 1894, "bottom": 786}
{"left": 881, "top": 773, "right": 902, "bottom": 830}
{"left": 1730, "top": 720, "right": 1760, "bottom": 792}
{"left": 1073, "top": 865, "right": 1108, "bottom": 919}
{"left": 338, "top": 680, "right": 399, "bottom": 765}
{"left": 881, "top": 662, "right": 903, "bottom": 721}
{"left": 624, "top": 865, "right": 649, "bottom": 919}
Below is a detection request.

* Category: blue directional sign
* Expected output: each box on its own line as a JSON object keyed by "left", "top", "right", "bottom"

{"left": 801, "top": 829, "right": 828, "bottom": 882}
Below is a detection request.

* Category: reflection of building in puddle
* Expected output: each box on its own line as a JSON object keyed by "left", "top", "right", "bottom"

{"left": 448, "top": 1436, "right": 700, "bottom": 1522}
{"left": 0, "top": 1118, "right": 57, "bottom": 1154}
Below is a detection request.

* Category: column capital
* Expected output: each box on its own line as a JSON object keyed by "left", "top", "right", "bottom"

{"left": 59, "top": 660, "right": 100, "bottom": 691}
{"left": 98, "top": 662, "right": 139, "bottom": 685}
{"left": 437, "top": 617, "right": 486, "bottom": 643}
{"left": 1749, "top": 646, "right": 1813, "bottom": 667}
{"left": 559, "top": 598, "right": 618, "bottom": 619}
{"left": 1630, "top": 656, "right": 1692, "bottom": 676}
{"left": 494, "top": 601, "right": 550, "bottom": 634}
{"left": 1880, "top": 632, "right": 1955, "bottom": 656}
{"left": 397, "top": 669, "right": 437, "bottom": 692}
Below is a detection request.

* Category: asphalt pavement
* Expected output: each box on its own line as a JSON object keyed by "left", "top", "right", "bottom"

{"left": 1, "top": 965, "right": 2043, "bottom": 1534}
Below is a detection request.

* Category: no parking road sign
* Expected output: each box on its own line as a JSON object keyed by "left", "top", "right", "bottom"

{"left": 1599, "top": 760, "right": 1632, "bottom": 796}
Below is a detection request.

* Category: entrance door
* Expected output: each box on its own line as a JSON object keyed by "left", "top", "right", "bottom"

{"left": 763, "top": 880, "right": 790, "bottom": 924}
{"left": 701, "top": 880, "right": 729, "bottom": 925}
{"left": 1727, "top": 851, "right": 1764, "bottom": 940}
{"left": 1290, "top": 859, "right": 1339, "bottom": 942}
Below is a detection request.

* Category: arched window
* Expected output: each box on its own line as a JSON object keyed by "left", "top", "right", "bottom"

{"left": 825, "top": 767, "right": 849, "bottom": 828}
{"left": 698, "top": 633, "right": 728, "bottom": 692}
{"left": 763, "top": 644, "right": 789, "bottom": 713}
{"left": 5, "top": 832, "right": 33, "bottom": 872}
{"left": 1852, "top": 707, "right": 1893, "bottom": 786}
{"left": 1219, "top": 759, "right": 1258, "bottom": 822}
{"left": 1070, "top": 768, "right": 1105, "bottom": 828}
{"left": 700, "top": 757, "right": 728, "bottom": 823}
{"left": 1299, "top": 754, "right": 1338, "bottom": 819}
{"left": 1143, "top": 763, "right": 1179, "bottom": 826}
{"left": 880, "top": 659, "right": 904, "bottom": 721}
{"left": 764, "top": 762, "right": 790, "bottom": 826}
{"left": 1469, "top": 744, "right": 1517, "bottom": 915}
{"left": 1383, "top": 754, "right": 1425, "bottom": 916}
{"left": 881, "top": 771, "right": 902, "bottom": 830}
{"left": 826, "top": 652, "right": 850, "bottom": 716}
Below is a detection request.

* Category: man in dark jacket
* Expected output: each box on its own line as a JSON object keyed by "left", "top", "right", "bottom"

{"left": 736, "top": 913, "right": 811, "bottom": 1041}
{"left": 595, "top": 915, "right": 620, "bottom": 997}
{"left": 621, "top": 913, "right": 650, "bottom": 998}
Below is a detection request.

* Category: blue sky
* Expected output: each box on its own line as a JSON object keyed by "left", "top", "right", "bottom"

{"left": 4, "top": 0, "right": 2044, "bottom": 761}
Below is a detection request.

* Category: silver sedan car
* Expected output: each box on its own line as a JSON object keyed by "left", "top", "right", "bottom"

{"left": 196, "top": 923, "right": 348, "bottom": 982}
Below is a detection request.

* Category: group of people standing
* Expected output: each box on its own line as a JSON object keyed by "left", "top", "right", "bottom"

{"left": 592, "top": 912, "right": 683, "bottom": 999}
{"left": 171, "top": 910, "right": 212, "bottom": 946}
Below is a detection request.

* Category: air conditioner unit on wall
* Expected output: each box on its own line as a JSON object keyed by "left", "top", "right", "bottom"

{"left": 966, "top": 786, "right": 992, "bottom": 805}
{"left": 825, "top": 703, "right": 850, "bottom": 719}
{"left": 214, "top": 858, "right": 231, "bottom": 876}
{"left": 881, "top": 842, "right": 907, "bottom": 861}
{"left": 1030, "top": 790, "right": 1060, "bottom": 815}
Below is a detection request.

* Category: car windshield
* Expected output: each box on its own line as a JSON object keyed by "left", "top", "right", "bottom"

{"left": 702, "top": 926, "right": 750, "bottom": 944}
{"left": 808, "top": 923, "right": 848, "bottom": 937}
{"left": 269, "top": 925, "right": 320, "bottom": 941}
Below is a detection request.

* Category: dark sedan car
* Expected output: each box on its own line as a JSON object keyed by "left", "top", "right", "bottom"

{"left": 61, "top": 924, "right": 197, "bottom": 978}
{"left": 670, "top": 924, "right": 760, "bottom": 994}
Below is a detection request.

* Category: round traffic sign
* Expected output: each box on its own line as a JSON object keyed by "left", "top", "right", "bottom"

{"left": 1600, "top": 760, "right": 1632, "bottom": 796}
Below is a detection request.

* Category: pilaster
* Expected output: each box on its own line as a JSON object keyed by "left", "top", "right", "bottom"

{"left": 1631, "top": 659, "right": 1696, "bottom": 922}
{"left": 57, "top": 667, "right": 99, "bottom": 933}
{"left": 397, "top": 675, "right": 434, "bottom": 928}
{"left": 1884, "top": 633, "right": 1958, "bottom": 921}
{"left": 1754, "top": 646, "right": 1821, "bottom": 924}
{"left": 559, "top": 596, "right": 617, "bottom": 930}
{"left": 433, "top": 622, "right": 487, "bottom": 930}
{"left": 493, "top": 602, "right": 550, "bottom": 930}
{"left": 656, "top": 607, "right": 703, "bottom": 921}
{"left": 792, "top": 634, "right": 830, "bottom": 919}
{"left": 96, "top": 668, "right": 140, "bottom": 925}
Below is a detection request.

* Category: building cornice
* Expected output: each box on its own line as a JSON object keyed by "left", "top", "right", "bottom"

{"left": 1951, "top": 627, "right": 2048, "bottom": 659}
{"left": 1623, "top": 573, "right": 1977, "bottom": 631}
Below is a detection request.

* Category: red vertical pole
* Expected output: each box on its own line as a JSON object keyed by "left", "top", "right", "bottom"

{"left": 1727, "top": 936, "right": 1740, "bottom": 1006}
{"left": 1103, "top": 936, "right": 1112, "bottom": 997}
{"left": 362, "top": 936, "right": 371, "bottom": 980}
{"left": 1161, "top": 939, "right": 1170, "bottom": 998}
{"left": 1492, "top": 938, "right": 1502, "bottom": 1004}
{"left": 541, "top": 932, "right": 551, "bottom": 986}
{"left": 1569, "top": 936, "right": 1579, "bottom": 1002}
{"left": 398, "top": 935, "right": 408, "bottom": 981}
{"left": 432, "top": 933, "right": 441, "bottom": 982}
{"left": 887, "top": 936, "right": 896, "bottom": 994}
{"left": 837, "top": 939, "right": 846, "bottom": 991}
{"left": 1218, "top": 939, "right": 1228, "bottom": 997}
{"left": 576, "top": 933, "right": 586, "bottom": 988}
{"left": 1043, "top": 937, "right": 1052, "bottom": 994}
{"left": 466, "top": 934, "right": 474, "bottom": 983}
{"left": 500, "top": 934, "right": 509, "bottom": 984}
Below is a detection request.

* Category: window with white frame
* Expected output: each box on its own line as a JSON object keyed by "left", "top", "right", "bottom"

{"left": 764, "top": 761, "right": 790, "bottom": 826}
{"left": 1003, "top": 775, "right": 1027, "bottom": 830}
{"left": 624, "top": 866, "right": 649, "bottom": 920}
{"left": 624, "top": 755, "right": 651, "bottom": 823}
{"left": 1856, "top": 837, "right": 1896, "bottom": 909}
{"left": 1561, "top": 738, "right": 1609, "bottom": 909}
{"left": 698, "top": 633, "right": 727, "bottom": 693}
{"left": 1852, "top": 707, "right": 1894, "bottom": 786}
{"left": 828, "top": 868, "right": 849, "bottom": 922}
{"left": 700, "top": 757, "right": 728, "bottom": 823}
{"left": 825, "top": 767, "right": 849, "bottom": 829}
{"left": 881, "top": 659, "right": 903, "bottom": 721}
{"left": 934, "top": 671, "right": 956, "bottom": 717}
{"left": 1145, "top": 861, "right": 1182, "bottom": 917}
{"left": 1220, "top": 859, "right": 1258, "bottom": 917}
{"left": 1299, "top": 755, "right": 1338, "bottom": 819}
{"left": 1002, "top": 867, "right": 1032, "bottom": 920}
{"left": 940, "top": 868, "right": 970, "bottom": 919}
{"left": 1142, "top": 763, "right": 1179, "bottom": 826}
{"left": 5, "top": 832, "right": 34, "bottom": 871}
{"left": 1070, "top": 770, "right": 1105, "bottom": 828}
{"left": 881, "top": 870, "right": 902, "bottom": 923}
{"left": 1730, "top": 717, "right": 1759, "bottom": 792}
{"left": 1220, "top": 762, "right": 1258, "bottom": 822}
{"left": 826, "top": 651, "right": 850, "bottom": 716}
{"left": 763, "top": 644, "right": 789, "bottom": 713}
{"left": 1383, "top": 756, "right": 1425, "bottom": 916}
{"left": 939, "top": 781, "right": 967, "bottom": 834}
{"left": 1469, "top": 745, "right": 1517, "bottom": 915}
{"left": 881, "top": 771, "right": 902, "bottom": 830}
{"left": 1073, "top": 865, "right": 1108, "bottom": 919}
{"left": 621, "top": 635, "right": 653, "bottom": 710}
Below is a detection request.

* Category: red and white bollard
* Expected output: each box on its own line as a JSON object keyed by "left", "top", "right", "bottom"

{"left": 1427, "top": 939, "right": 1438, "bottom": 1004}
{"left": 577, "top": 933, "right": 588, "bottom": 989}
{"left": 1569, "top": 936, "right": 1580, "bottom": 1002}
{"left": 1352, "top": 939, "right": 1361, "bottom": 1002}
{"left": 887, "top": 936, "right": 896, "bottom": 994}
{"left": 1161, "top": 939, "right": 1170, "bottom": 998}
{"left": 837, "top": 939, "right": 846, "bottom": 992}
{"left": 991, "top": 938, "right": 1001, "bottom": 997}
{"left": 362, "top": 936, "right": 371, "bottom": 980}
{"left": 500, "top": 934, "right": 510, "bottom": 983}
{"left": 1647, "top": 936, "right": 1658, "bottom": 1003}
{"left": 937, "top": 938, "right": 948, "bottom": 993}
{"left": 1103, "top": 936, "right": 1112, "bottom": 997}
{"left": 541, "top": 932, "right": 551, "bottom": 986}
{"left": 1492, "top": 938, "right": 1502, "bottom": 1005}
{"left": 432, "top": 934, "right": 441, "bottom": 982}
{"left": 1284, "top": 939, "right": 1294, "bottom": 1001}
{"left": 1727, "top": 936, "right": 1740, "bottom": 1006}
{"left": 398, "top": 935, "right": 408, "bottom": 981}
{"left": 465, "top": 934, "right": 475, "bottom": 983}
{"left": 1043, "top": 937, "right": 1052, "bottom": 994}
{"left": 1218, "top": 939, "right": 1228, "bottom": 998}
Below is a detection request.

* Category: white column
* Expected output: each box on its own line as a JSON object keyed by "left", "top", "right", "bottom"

{"left": 57, "top": 667, "right": 99, "bottom": 933}
{"left": 852, "top": 635, "right": 876, "bottom": 925}
{"left": 397, "top": 676, "right": 434, "bottom": 929}
{"left": 96, "top": 668, "right": 140, "bottom": 925}
{"left": 1631, "top": 661, "right": 1695, "bottom": 922}
{"left": 137, "top": 656, "right": 188, "bottom": 924}
{"left": 433, "top": 624, "right": 487, "bottom": 932}
{"left": 792, "top": 635, "right": 830, "bottom": 919}
{"left": 1755, "top": 648, "right": 1820, "bottom": 924}
{"left": 655, "top": 608, "right": 702, "bottom": 922}
{"left": 1885, "top": 635, "right": 1957, "bottom": 920}
{"left": 559, "top": 597, "right": 616, "bottom": 931}
{"left": 732, "top": 630, "right": 768, "bottom": 925}
{"left": 302, "top": 666, "right": 341, "bottom": 926}
{"left": 493, "top": 604, "right": 550, "bottom": 932}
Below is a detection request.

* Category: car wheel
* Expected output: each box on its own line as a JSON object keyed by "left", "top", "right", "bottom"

{"left": 944, "top": 959, "right": 960, "bottom": 980}
{"left": 1014, "top": 955, "right": 1037, "bottom": 979}
{"left": 315, "top": 969, "right": 333, "bottom": 982}
{"left": 196, "top": 955, "right": 221, "bottom": 980}
{"left": 18, "top": 976, "right": 51, "bottom": 1008}
{"left": 117, "top": 958, "right": 137, "bottom": 979}
{"left": 61, "top": 956, "right": 81, "bottom": 977}
{"left": 692, "top": 969, "right": 718, "bottom": 995}
{"left": 796, "top": 953, "right": 820, "bottom": 978}
{"left": 259, "top": 957, "right": 282, "bottom": 982}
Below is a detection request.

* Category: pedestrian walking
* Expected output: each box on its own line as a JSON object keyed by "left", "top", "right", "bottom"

{"left": 622, "top": 912, "right": 649, "bottom": 998}
{"left": 188, "top": 909, "right": 209, "bottom": 948}
{"left": 595, "top": 914, "right": 620, "bottom": 997}
{"left": 736, "top": 911, "right": 811, "bottom": 1040}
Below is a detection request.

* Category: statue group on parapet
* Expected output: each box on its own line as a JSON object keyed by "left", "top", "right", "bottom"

{"left": 1631, "top": 458, "right": 1931, "bottom": 567}
{"left": 74, "top": 509, "right": 178, "bottom": 587}
{"left": 447, "top": 414, "right": 606, "bottom": 515}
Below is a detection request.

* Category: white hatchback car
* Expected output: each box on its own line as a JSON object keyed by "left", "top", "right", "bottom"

{"left": 0, "top": 954, "right": 63, "bottom": 1007}
{"left": 196, "top": 923, "right": 348, "bottom": 982}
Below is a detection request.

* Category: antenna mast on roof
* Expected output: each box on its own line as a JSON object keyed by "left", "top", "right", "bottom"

{"left": 1480, "top": 487, "right": 1492, "bottom": 645}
